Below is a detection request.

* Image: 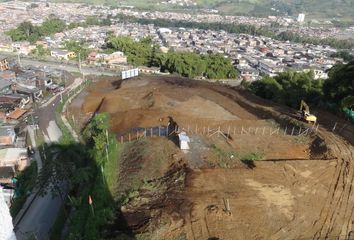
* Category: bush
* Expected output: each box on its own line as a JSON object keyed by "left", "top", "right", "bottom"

{"left": 10, "top": 161, "right": 38, "bottom": 217}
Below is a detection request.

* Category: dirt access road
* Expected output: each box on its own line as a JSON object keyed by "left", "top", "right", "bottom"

{"left": 70, "top": 75, "right": 354, "bottom": 240}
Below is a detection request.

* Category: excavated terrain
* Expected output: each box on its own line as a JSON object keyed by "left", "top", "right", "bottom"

{"left": 70, "top": 75, "right": 354, "bottom": 240}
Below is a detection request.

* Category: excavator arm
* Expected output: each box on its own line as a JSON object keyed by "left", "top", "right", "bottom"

{"left": 300, "top": 100, "right": 310, "bottom": 113}
{"left": 299, "top": 100, "right": 317, "bottom": 123}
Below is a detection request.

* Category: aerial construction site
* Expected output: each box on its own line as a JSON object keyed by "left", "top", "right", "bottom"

{"left": 69, "top": 75, "right": 354, "bottom": 240}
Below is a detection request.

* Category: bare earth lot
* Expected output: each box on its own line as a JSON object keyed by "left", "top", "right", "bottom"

{"left": 70, "top": 75, "right": 354, "bottom": 240}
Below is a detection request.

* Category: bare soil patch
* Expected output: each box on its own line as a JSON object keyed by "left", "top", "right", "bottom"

{"left": 69, "top": 75, "right": 354, "bottom": 240}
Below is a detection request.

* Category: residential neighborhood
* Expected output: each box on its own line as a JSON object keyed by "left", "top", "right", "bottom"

{"left": 0, "top": 0, "right": 348, "bottom": 210}
{"left": 0, "top": 56, "right": 69, "bottom": 206}
{"left": 0, "top": 1, "right": 353, "bottom": 240}
{"left": 0, "top": 1, "right": 351, "bottom": 83}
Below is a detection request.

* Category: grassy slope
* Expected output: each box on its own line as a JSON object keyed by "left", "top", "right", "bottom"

{"left": 16, "top": 0, "right": 354, "bottom": 19}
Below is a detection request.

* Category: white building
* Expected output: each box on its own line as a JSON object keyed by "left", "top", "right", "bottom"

{"left": 178, "top": 132, "right": 190, "bottom": 151}
{"left": 258, "top": 60, "right": 284, "bottom": 77}
{"left": 297, "top": 13, "right": 305, "bottom": 23}
{"left": 0, "top": 187, "right": 17, "bottom": 240}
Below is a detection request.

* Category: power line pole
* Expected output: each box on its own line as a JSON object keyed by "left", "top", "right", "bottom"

{"left": 17, "top": 53, "right": 21, "bottom": 67}
{"left": 78, "top": 52, "right": 82, "bottom": 73}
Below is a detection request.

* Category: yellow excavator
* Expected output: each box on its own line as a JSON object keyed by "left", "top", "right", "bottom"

{"left": 299, "top": 100, "right": 317, "bottom": 123}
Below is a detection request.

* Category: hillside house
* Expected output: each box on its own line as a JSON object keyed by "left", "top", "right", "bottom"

{"left": 0, "top": 58, "right": 9, "bottom": 71}
{"left": 258, "top": 59, "right": 284, "bottom": 77}
{"left": 0, "top": 126, "right": 16, "bottom": 146}
{"left": 0, "top": 80, "right": 12, "bottom": 94}
{"left": 0, "top": 148, "right": 28, "bottom": 172}
{"left": 105, "top": 51, "right": 127, "bottom": 65}
{"left": 51, "top": 49, "right": 76, "bottom": 60}
{"left": 240, "top": 68, "right": 259, "bottom": 81}
{"left": 0, "top": 166, "right": 15, "bottom": 184}
{"left": 178, "top": 132, "right": 190, "bottom": 151}
{"left": 12, "top": 42, "right": 36, "bottom": 55}
{"left": 0, "top": 43, "right": 13, "bottom": 52}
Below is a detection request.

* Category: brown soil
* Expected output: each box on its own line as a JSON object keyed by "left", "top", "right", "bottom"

{"left": 70, "top": 75, "right": 354, "bottom": 240}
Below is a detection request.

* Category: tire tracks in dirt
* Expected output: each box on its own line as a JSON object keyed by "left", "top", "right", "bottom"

{"left": 311, "top": 131, "right": 354, "bottom": 240}
{"left": 209, "top": 85, "right": 354, "bottom": 240}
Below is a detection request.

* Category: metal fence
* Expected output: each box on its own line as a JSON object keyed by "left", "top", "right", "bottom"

{"left": 117, "top": 123, "right": 319, "bottom": 143}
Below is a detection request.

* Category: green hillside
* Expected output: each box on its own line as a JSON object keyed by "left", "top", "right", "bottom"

{"left": 20, "top": 0, "right": 354, "bottom": 19}
{"left": 196, "top": 0, "right": 354, "bottom": 19}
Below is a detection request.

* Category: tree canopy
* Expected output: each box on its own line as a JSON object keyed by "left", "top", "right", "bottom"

{"left": 248, "top": 61, "right": 354, "bottom": 115}
{"left": 106, "top": 35, "right": 238, "bottom": 79}
{"left": 249, "top": 70, "right": 324, "bottom": 108}
{"left": 6, "top": 17, "right": 66, "bottom": 43}
{"left": 107, "top": 36, "right": 155, "bottom": 66}
{"left": 64, "top": 40, "right": 91, "bottom": 60}
{"left": 323, "top": 61, "right": 354, "bottom": 106}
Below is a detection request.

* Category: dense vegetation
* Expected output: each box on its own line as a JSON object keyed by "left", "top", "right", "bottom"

{"left": 30, "top": 45, "right": 50, "bottom": 57}
{"left": 107, "top": 36, "right": 238, "bottom": 79}
{"left": 6, "top": 16, "right": 111, "bottom": 43}
{"left": 323, "top": 61, "right": 354, "bottom": 108}
{"left": 6, "top": 17, "right": 66, "bottom": 43}
{"left": 37, "top": 113, "right": 121, "bottom": 240}
{"left": 247, "top": 71, "right": 324, "bottom": 107}
{"left": 330, "top": 51, "right": 354, "bottom": 62}
{"left": 245, "top": 61, "right": 354, "bottom": 115}
{"left": 10, "top": 161, "right": 38, "bottom": 217}
{"left": 67, "top": 15, "right": 112, "bottom": 29}
{"left": 64, "top": 40, "right": 91, "bottom": 60}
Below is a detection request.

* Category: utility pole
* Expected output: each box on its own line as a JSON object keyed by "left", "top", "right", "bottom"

{"left": 17, "top": 53, "right": 21, "bottom": 67}
{"left": 62, "top": 69, "right": 66, "bottom": 88}
{"left": 78, "top": 52, "right": 82, "bottom": 73}
{"left": 106, "top": 129, "right": 109, "bottom": 147}
{"left": 105, "top": 129, "right": 109, "bottom": 163}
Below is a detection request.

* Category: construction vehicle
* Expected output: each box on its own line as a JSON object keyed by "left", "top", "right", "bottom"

{"left": 299, "top": 100, "right": 317, "bottom": 123}
{"left": 341, "top": 96, "right": 354, "bottom": 122}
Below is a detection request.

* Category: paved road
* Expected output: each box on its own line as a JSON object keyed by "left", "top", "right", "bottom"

{"left": 0, "top": 52, "right": 121, "bottom": 76}
{"left": 15, "top": 93, "right": 62, "bottom": 240}
{"left": 14, "top": 82, "right": 78, "bottom": 240}
{"left": 1, "top": 54, "right": 119, "bottom": 239}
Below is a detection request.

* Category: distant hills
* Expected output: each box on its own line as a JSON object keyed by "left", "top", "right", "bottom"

{"left": 17, "top": 0, "right": 354, "bottom": 20}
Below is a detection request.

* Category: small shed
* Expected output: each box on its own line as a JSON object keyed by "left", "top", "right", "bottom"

{"left": 178, "top": 131, "right": 190, "bottom": 151}
{"left": 0, "top": 126, "right": 16, "bottom": 146}
{"left": 0, "top": 148, "right": 28, "bottom": 171}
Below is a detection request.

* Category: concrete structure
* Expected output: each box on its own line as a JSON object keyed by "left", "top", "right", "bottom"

{"left": 0, "top": 166, "right": 15, "bottom": 184}
{"left": 0, "top": 187, "right": 16, "bottom": 240}
{"left": 50, "top": 49, "right": 76, "bottom": 60}
{"left": 178, "top": 131, "right": 190, "bottom": 151}
{"left": 105, "top": 51, "right": 127, "bottom": 65}
{"left": 258, "top": 59, "right": 284, "bottom": 77}
{"left": 0, "top": 126, "right": 16, "bottom": 146}
{"left": 0, "top": 58, "right": 9, "bottom": 71}
{"left": 0, "top": 148, "right": 28, "bottom": 171}
{"left": 297, "top": 13, "right": 305, "bottom": 23}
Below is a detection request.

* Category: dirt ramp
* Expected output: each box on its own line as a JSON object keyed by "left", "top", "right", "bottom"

{"left": 309, "top": 136, "right": 334, "bottom": 160}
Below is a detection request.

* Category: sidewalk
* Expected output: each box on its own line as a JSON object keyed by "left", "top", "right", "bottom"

{"left": 60, "top": 78, "right": 85, "bottom": 143}
{"left": 13, "top": 125, "right": 43, "bottom": 228}
{"left": 13, "top": 78, "right": 84, "bottom": 239}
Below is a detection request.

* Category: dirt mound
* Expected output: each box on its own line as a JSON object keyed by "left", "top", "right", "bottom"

{"left": 109, "top": 160, "right": 188, "bottom": 237}
{"left": 69, "top": 75, "right": 354, "bottom": 240}
{"left": 309, "top": 136, "right": 334, "bottom": 159}
{"left": 117, "top": 138, "right": 182, "bottom": 193}
{"left": 77, "top": 76, "right": 256, "bottom": 134}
